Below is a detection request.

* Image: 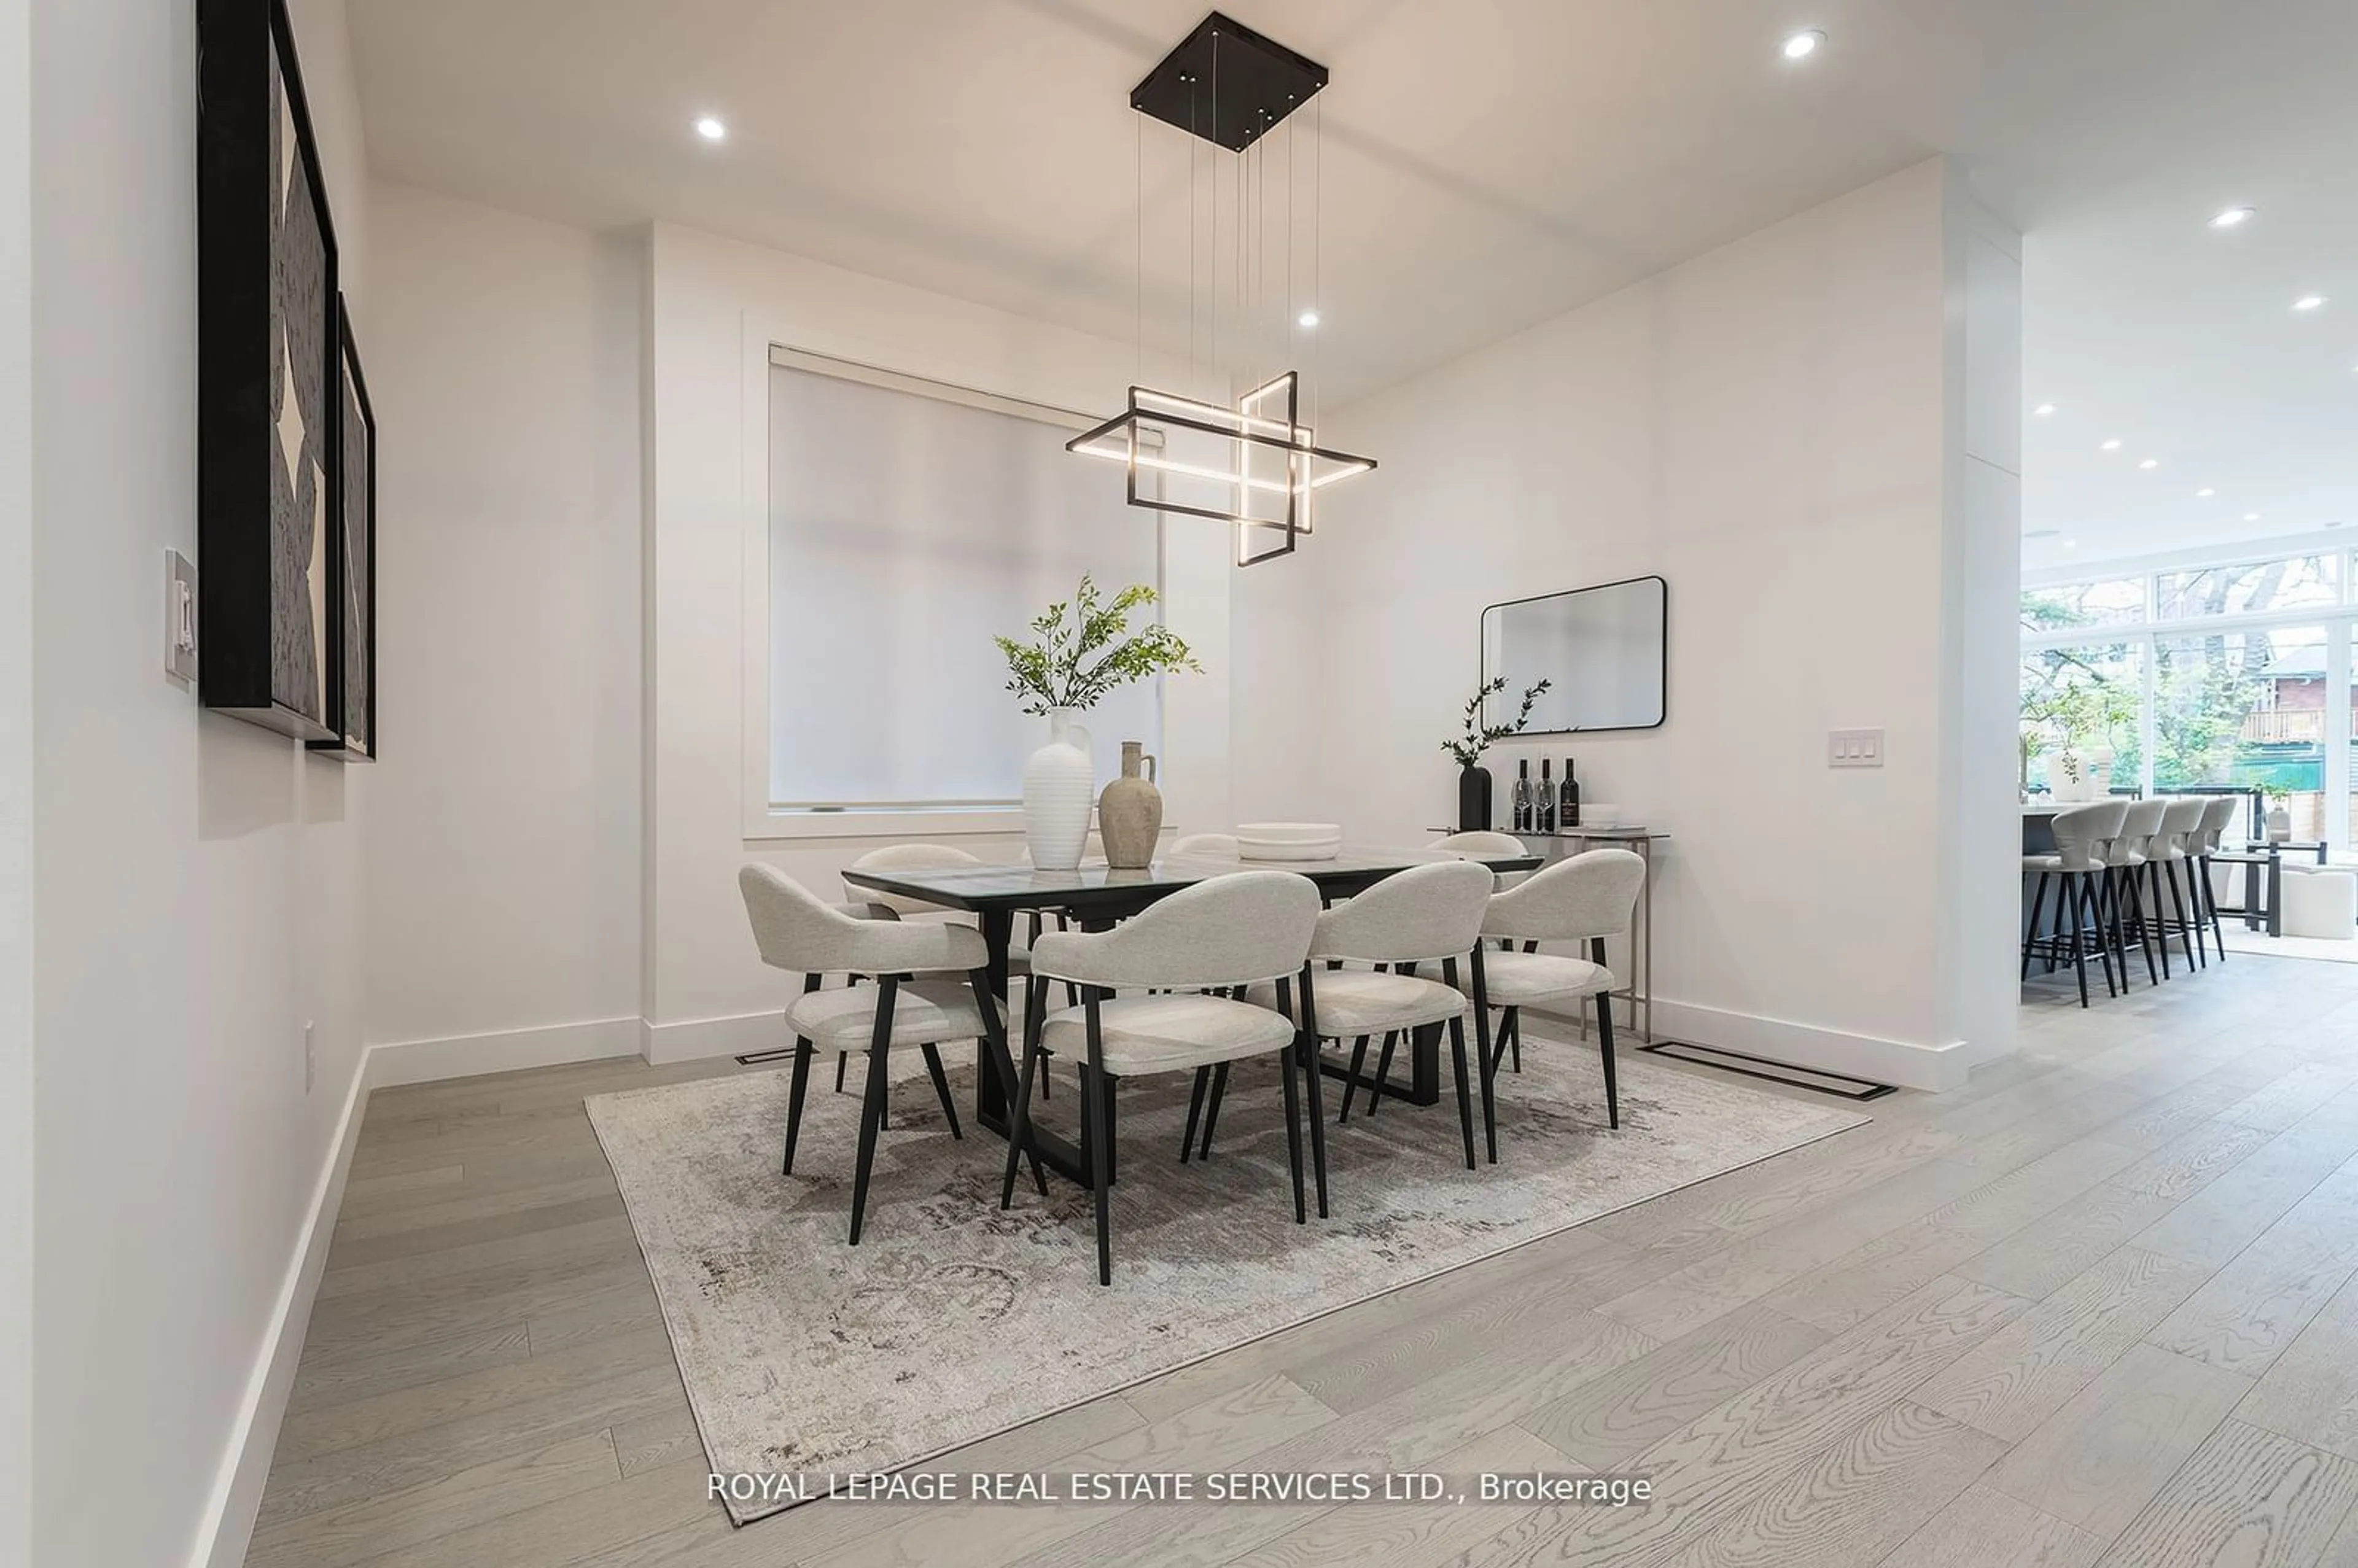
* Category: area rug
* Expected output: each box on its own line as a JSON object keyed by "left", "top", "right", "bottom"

{"left": 586, "top": 1032, "right": 1868, "bottom": 1524}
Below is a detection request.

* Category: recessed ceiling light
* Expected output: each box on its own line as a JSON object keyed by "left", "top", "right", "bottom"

{"left": 2196, "top": 487, "right": 2217, "bottom": 498}
{"left": 1781, "top": 29, "right": 1824, "bottom": 60}
{"left": 2294, "top": 294, "right": 2328, "bottom": 311}
{"left": 2209, "top": 206, "right": 2255, "bottom": 229}
{"left": 2244, "top": 513, "right": 2262, "bottom": 522}
{"left": 2063, "top": 539, "right": 2079, "bottom": 549}
{"left": 2139, "top": 458, "right": 2160, "bottom": 469}
{"left": 2024, "top": 528, "right": 2062, "bottom": 540}
{"left": 2100, "top": 438, "right": 2122, "bottom": 451}
{"left": 693, "top": 115, "right": 728, "bottom": 141}
{"left": 2033, "top": 403, "right": 2057, "bottom": 416}
{"left": 1297, "top": 309, "right": 1320, "bottom": 328}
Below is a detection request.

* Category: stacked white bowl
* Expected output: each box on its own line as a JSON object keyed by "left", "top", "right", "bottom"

{"left": 1234, "top": 822, "right": 1344, "bottom": 862}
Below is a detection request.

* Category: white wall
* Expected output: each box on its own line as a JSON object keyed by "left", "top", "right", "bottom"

{"left": 24, "top": 1, "right": 372, "bottom": 1564}
{"left": 0, "top": 0, "right": 33, "bottom": 1559}
{"left": 640, "top": 223, "right": 1232, "bottom": 1060}
{"left": 1251, "top": 159, "right": 2018, "bottom": 1088}
{"left": 359, "top": 181, "right": 645, "bottom": 1077}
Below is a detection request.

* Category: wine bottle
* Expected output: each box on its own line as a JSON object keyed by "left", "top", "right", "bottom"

{"left": 1561, "top": 758, "right": 1581, "bottom": 829}
{"left": 1512, "top": 759, "right": 1533, "bottom": 833}
{"left": 1537, "top": 759, "right": 1557, "bottom": 834}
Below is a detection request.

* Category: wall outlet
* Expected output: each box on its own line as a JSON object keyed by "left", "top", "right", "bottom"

{"left": 1829, "top": 728, "right": 1885, "bottom": 768}
{"left": 304, "top": 1020, "right": 317, "bottom": 1094}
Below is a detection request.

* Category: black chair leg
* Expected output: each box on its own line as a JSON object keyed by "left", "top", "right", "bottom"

{"left": 1180, "top": 1065, "right": 1210, "bottom": 1163}
{"left": 1294, "top": 972, "right": 1329, "bottom": 1218}
{"left": 1487, "top": 1008, "right": 1519, "bottom": 1085}
{"left": 1596, "top": 990, "right": 1619, "bottom": 1130}
{"left": 2022, "top": 872, "right": 2050, "bottom": 979}
{"left": 2148, "top": 864, "right": 2174, "bottom": 979}
{"left": 919, "top": 1044, "right": 962, "bottom": 1138}
{"left": 1366, "top": 1031, "right": 1399, "bottom": 1117}
{"left": 2203, "top": 855, "right": 2228, "bottom": 960}
{"left": 2066, "top": 877, "right": 2091, "bottom": 1007}
{"left": 2122, "top": 867, "right": 2158, "bottom": 985}
{"left": 1199, "top": 1062, "right": 1229, "bottom": 1159}
{"left": 1278, "top": 1038, "right": 1307, "bottom": 1225}
{"left": 780, "top": 1042, "right": 814, "bottom": 1175}
{"left": 1300, "top": 1037, "right": 1330, "bottom": 1218}
{"left": 2167, "top": 863, "right": 2200, "bottom": 969}
{"left": 847, "top": 979, "right": 898, "bottom": 1245}
{"left": 1083, "top": 995, "right": 1114, "bottom": 1286}
{"left": 2090, "top": 877, "right": 2119, "bottom": 997}
{"left": 1445, "top": 1012, "right": 1477, "bottom": 1169}
{"left": 1338, "top": 1035, "right": 1371, "bottom": 1120}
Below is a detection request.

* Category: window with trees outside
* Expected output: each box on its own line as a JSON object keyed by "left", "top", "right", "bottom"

{"left": 2021, "top": 548, "right": 2352, "bottom": 852}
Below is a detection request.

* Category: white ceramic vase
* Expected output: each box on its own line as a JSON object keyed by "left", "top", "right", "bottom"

{"left": 1023, "top": 708, "right": 1095, "bottom": 871}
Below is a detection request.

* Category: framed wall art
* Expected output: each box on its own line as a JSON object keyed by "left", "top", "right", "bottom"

{"left": 196, "top": 0, "right": 341, "bottom": 740}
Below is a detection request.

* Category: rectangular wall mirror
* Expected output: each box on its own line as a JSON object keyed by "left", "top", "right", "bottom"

{"left": 1482, "top": 575, "right": 1668, "bottom": 733}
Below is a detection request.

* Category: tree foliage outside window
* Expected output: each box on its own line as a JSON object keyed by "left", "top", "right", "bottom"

{"left": 2019, "top": 641, "right": 2140, "bottom": 793}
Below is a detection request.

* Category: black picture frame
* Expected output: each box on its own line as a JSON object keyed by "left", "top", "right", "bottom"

{"left": 1479, "top": 573, "right": 1670, "bottom": 734}
{"left": 196, "top": 0, "right": 341, "bottom": 741}
{"left": 310, "top": 297, "right": 376, "bottom": 761}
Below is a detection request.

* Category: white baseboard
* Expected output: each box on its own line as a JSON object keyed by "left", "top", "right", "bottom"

{"left": 642, "top": 1009, "right": 783, "bottom": 1065}
{"left": 1636, "top": 999, "right": 1967, "bottom": 1092}
{"left": 188, "top": 1047, "right": 371, "bottom": 1568}
{"left": 186, "top": 1015, "right": 641, "bottom": 1568}
{"left": 367, "top": 1017, "right": 642, "bottom": 1088}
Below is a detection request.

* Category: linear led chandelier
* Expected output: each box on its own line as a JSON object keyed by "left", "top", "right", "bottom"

{"left": 1067, "top": 11, "right": 1375, "bottom": 566}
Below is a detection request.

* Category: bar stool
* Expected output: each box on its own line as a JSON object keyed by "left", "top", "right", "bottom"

{"left": 2155, "top": 797, "right": 2211, "bottom": 969}
{"left": 2024, "top": 799, "right": 2126, "bottom": 1007}
{"left": 2193, "top": 795, "right": 2238, "bottom": 960}
{"left": 2106, "top": 799, "right": 2168, "bottom": 987}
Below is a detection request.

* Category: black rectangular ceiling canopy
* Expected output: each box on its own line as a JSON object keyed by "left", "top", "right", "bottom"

{"left": 1129, "top": 11, "right": 1329, "bottom": 152}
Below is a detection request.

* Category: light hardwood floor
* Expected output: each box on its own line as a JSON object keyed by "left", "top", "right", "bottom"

{"left": 246, "top": 952, "right": 2358, "bottom": 1567}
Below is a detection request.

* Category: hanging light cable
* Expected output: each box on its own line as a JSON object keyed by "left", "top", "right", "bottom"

{"left": 1067, "top": 10, "right": 1374, "bottom": 567}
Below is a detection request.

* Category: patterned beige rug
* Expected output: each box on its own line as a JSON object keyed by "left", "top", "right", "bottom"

{"left": 586, "top": 1031, "right": 1868, "bottom": 1524}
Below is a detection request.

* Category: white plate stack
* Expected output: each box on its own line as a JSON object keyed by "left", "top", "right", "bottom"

{"left": 1235, "top": 822, "right": 1344, "bottom": 862}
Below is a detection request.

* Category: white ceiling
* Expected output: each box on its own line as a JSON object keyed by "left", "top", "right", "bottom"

{"left": 349, "top": 0, "right": 2358, "bottom": 567}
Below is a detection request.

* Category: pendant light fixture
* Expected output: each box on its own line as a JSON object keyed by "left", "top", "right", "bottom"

{"left": 1067, "top": 11, "right": 1374, "bottom": 566}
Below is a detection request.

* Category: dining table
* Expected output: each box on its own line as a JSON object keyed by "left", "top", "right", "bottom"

{"left": 842, "top": 845, "right": 1544, "bottom": 1184}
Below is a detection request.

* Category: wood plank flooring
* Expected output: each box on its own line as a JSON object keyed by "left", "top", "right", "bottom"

{"left": 246, "top": 952, "right": 2358, "bottom": 1567}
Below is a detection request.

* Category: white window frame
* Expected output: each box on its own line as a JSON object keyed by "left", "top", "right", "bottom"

{"left": 2021, "top": 538, "right": 2356, "bottom": 817}
{"left": 739, "top": 336, "right": 1164, "bottom": 840}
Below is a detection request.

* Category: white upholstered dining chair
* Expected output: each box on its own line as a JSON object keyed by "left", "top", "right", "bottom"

{"left": 1430, "top": 829, "right": 1533, "bottom": 889}
{"left": 997, "top": 871, "right": 1323, "bottom": 1286}
{"left": 739, "top": 865, "right": 1040, "bottom": 1244}
{"left": 1456, "top": 848, "right": 1646, "bottom": 1143}
{"left": 1293, "top": 858, "right": 1496, "bottom": 1167}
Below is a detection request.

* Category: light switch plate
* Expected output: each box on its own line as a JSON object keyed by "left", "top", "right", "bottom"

{"left": 1829, "top": 728, "right": 1885, "bottom": 767}
{"left": 164, "top": 547, "right": 198, "bottom": 682}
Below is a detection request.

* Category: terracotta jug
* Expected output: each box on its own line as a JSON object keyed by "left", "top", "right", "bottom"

{"left": 1099, "top": 742, "right": 1163, "bottom": 869}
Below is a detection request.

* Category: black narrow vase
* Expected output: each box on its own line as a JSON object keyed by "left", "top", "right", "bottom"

{"left": 1458, "top": 765, "right": 1493, "bottom": 832}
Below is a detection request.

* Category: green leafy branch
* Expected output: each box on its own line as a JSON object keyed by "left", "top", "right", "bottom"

{"left": 995, "top": 575, "right": 1202, "bottom": 717}
{"left": 1444, "top": 675, "right": 1552, "bottom": 768}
